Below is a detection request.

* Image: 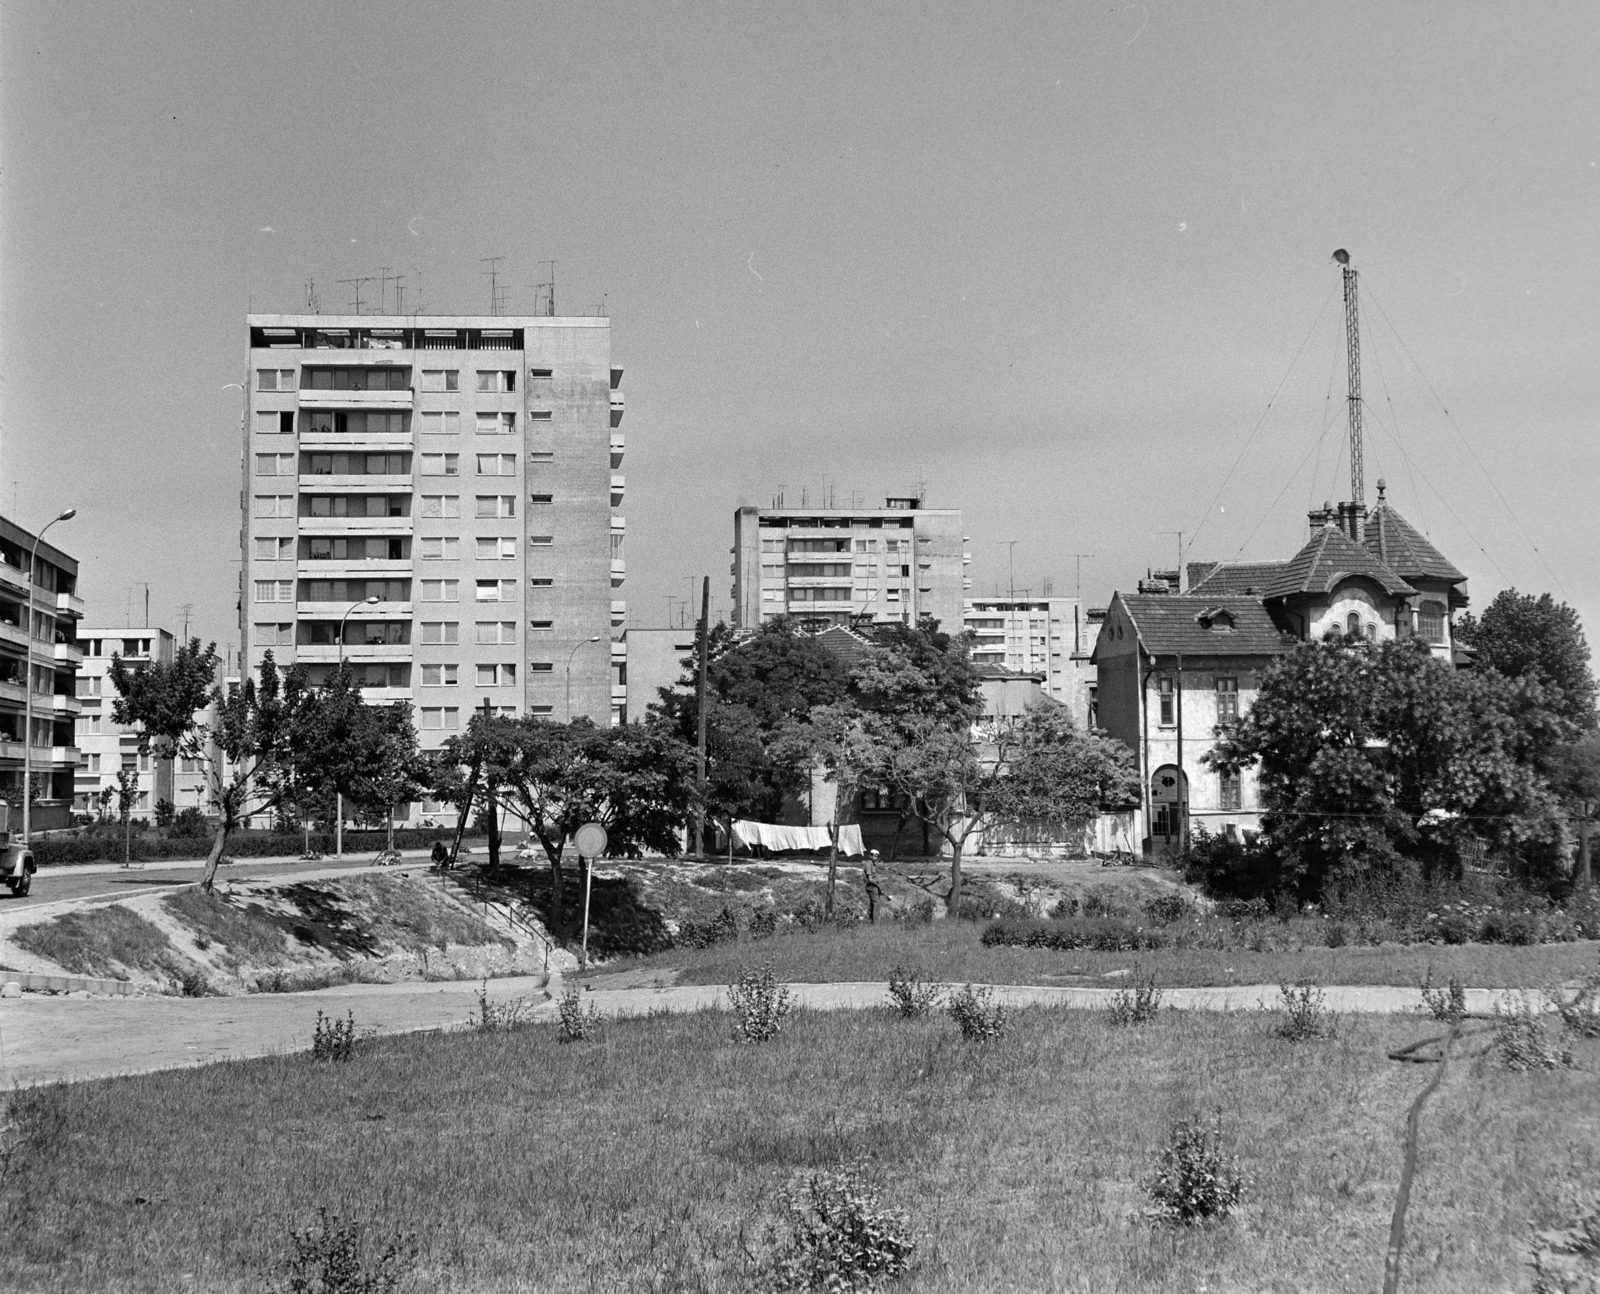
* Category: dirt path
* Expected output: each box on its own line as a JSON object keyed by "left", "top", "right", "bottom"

{"left": 1, "top": 975, "right": 1530, "bottom": 1089}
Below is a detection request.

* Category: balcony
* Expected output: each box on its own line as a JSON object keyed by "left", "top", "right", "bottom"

{"left": 301, "top": 431, "right": 413, "bottom": 452}
{"left": 611, "top": 684, "right": 628, "bottom": 702}
{"left": 610, "top": 391, "right": 624, "bottom": 427}
{"left": 292, "top": 643, "right": 412, "bottom": 664}
{"left": 53, "top": 642, "right": 84, "bottom": 666}
{"left": 51, "top": 745, "right": 80, "bottom": 765}
{"left": 55, "top": 592, "right": 86, "bottom": 618}
{"left": 296, "top": 601, "right": 414, "bottom": 619}
{"left": 46, "top": 694, "right": 83, "bottom": 717}
{"left": 298, "top": 389, "right": 414, "bottom": 410}
{"left": 610, "top": 642, "right": 627, "bottom": 663}
{"left": 610, "top": 474, "right": 625, "bottom": 499}
{"left": 610, "top": 559, "right": 625, "bottom": 586}
{"left": 296, "top": 558, "right": 411, "bottom": 578}
{"left": 0, "top": 622, "right": 26, "bottom": 649}
{"left": 296, "top": 516, "right": 414, "bottom": 536}
{"left": 354, "top": 686, "right": 413, "bottom": 705}
{"left": 0, "top": 680, "right": 24, "bottom": 707}
{"left": 0, "top": 563, "right": 27, "bottom": 594}
{"left": 609, "top": 431, "right": 625, "bottom": 466}
{"left": 298, "top": 475, "right": 413, "bottom": 493}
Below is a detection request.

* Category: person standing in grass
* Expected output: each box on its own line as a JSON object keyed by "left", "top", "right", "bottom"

{"left": 863, "top": 849, "right": 884, "bottom": 923}
{"left": 430, "top": 839, "right": 450, "bottom": 871}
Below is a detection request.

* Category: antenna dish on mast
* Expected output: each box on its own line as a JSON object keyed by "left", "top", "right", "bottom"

{"left": 1332, "top": 248, "right": 1350, "bottom": 265}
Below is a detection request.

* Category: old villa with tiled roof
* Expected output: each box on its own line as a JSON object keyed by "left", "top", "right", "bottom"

{"left": 1093, "top": 480, "right": 1470, "bottom": 854}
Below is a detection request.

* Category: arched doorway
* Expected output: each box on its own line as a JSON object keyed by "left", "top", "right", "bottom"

{"left": 1150, "top": 765, "right": 1188, "bottom": 851}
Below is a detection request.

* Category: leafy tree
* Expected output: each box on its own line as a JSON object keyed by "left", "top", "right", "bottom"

{"left": 428, "top": 710, "right": 521, "bottom": 872}
{"left": 1456, "top": 590, "right": 1597, "bottom": 730}
{"left": 348, "top": 702, "right": 429, "bottom": 853}
{"left": 115, "top": 769, "right": 139, "bottom": 867}
{"left": 111, "top": 640, "right": 311, "bottom": 891}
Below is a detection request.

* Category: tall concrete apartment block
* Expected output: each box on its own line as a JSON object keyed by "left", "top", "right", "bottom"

{"left": 963, "top": 597, "right": 1098, "bottom": 727}
{"left": 732, "top": 500, "right": 968, "bottom": 631}
{"left": 243, "top": 316, "right": 626, "bottom": 780}
{"left": 0, "top": 518, "right": 83, "bottom": 831}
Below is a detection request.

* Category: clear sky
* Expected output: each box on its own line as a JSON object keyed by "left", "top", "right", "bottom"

{"left": 3, "top": 2, "right": 1596, "bottom": 652}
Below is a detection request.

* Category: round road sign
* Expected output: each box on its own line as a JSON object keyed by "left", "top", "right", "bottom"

{"left": 574, "top": 822, "right": 608, "bottom": 859}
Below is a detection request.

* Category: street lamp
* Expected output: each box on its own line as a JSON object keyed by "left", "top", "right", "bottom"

{"left": 565, "top": 636, "right": 602, "bottom": 722}
{"left": 22, "top": 509, "right": 76, "bottom": 846}
{"left": 333, "top": 595, "right": 381, "bottom": 856}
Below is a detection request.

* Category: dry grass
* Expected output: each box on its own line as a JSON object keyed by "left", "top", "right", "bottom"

{"left": 9, "top": 905, "right": 178, "bottom": 981}
{"left": 588, "top": 915, "right": 1600, "bottom": 991}
{"left": 2, "top": 1008, "right": 1596, "bottom": 1292}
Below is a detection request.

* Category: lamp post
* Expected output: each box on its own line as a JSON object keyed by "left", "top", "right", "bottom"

{"left": 565, "top": 635, "right": 602, "bottom": 722}
{"left": 22, "top": 509, "right": 76, "bottom": 845}
{"left": 333, "top": 595, "right": 381, "bottom": 856}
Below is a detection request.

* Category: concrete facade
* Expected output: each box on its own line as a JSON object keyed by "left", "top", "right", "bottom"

{"left": 0, "top": 518, "right": 82, "bottom": 829}
{"left": 73, "top": 629, "right": 178, "bottom": 816}
{"left": 243, "top": 316, "right": 626, "bottom": 822}
{"left": 621, "top": 626, "right": 700, "bottom": 724}
{"left": 963, "top": 596, "right": 1099, "bottom": 728}
{"left": 732, "top": 499, "right": 968, "bottom": 632}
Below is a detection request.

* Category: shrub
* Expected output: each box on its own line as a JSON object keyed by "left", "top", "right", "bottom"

{"left": 980, "top": 917, "right": 1164, "bottom": 953}
{"left": 1481, "top": 908, "right": 1542, "bottom": 946}
{"left": 278, "top": 1207, "right": 412, "bottom": 1294}
{"left": 556, "top": 986, "right": 603, "bottom": 1043}
{"left": 770, "top": 1160, "right": 917, "bottom": 1293}
{"left": 473, "top": 982, "right": 531, "bottom": 1034}
{"left": 892, "top": 897, "right": 936, "bottom": 925}
{"left": 1323, "top": 919, "right": 1349, "bottom": 949}
{"left": 1273, "top": 981, "right": 1335, "bottom": 1042}
{"left": 792, "top": 899, "right": 864, "bottom": 933}
{"left": 1496, "top": 995, "right": 1573, "bottom": 1072}
{"left": 169, "top": 806, "right": 210, "bottom": 839}
{"left": 176, "top": 965, "right": 215, "bottom": 998}
{"left": 885, "top": 965, "right": 940, "bottom": 1018}
{"left": 1181, "top": 826, "right": 1280, "bottom": 902}
{"left": 1107, "top": 969, "right": 1163, "bottom": 1026}
{"left": 1080, "top": 892, "right": 1132, "bottom": 920}
{"left": 748, "top": 906, "right": 778, "bottom": 940}
{"left": 1141, "top": 892, "right": 1193, "bottom": 926}
{"left": 946, "top": 984, "right": 1008, "bottom": 1042}
{"left": 310, "top": 1010, "right": 357, "bottom": 1063}
{"left": 1420, "top": 967, "right": 1468, "bottom": 1023}
{"left": 729, "top": 961, "right": 792, "bottom": 1043}
{"left": 677, "top": 905, "right": 741, "bottom": 950}
{"left": 1218, "top": 897, "right": 1272, "bottom": 922}
{"left": 1548, "top": 962, "right": 1600, "bottom": 1039}
{"left": 1144, "top": 1111, "right": 1246, "bottom": 1225}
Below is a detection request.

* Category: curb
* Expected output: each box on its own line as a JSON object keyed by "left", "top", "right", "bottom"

{"left": 1, "top": 970, "right": 146, "bottom": 997}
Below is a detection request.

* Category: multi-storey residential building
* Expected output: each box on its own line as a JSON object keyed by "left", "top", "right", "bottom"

{"left": 963, "top": 596, "right": 1100, "bottom": 727}
{"left": 243, "top": 315, "right": 626, "bottom": 818}
{"left": 0, "top": 518, "right": 83, "bottom": 832}
{"left": 74, "top": 629, "right": 177, "bottom": 817}
{"left": 732, "top": 499, "right": 968, "bottom": 631}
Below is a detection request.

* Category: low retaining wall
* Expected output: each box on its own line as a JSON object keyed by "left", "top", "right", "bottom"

{"left": 1, "top": 970, "right": 146, "bottom": 997}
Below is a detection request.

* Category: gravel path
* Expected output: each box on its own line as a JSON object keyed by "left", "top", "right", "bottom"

{"left": 0, "top": 974, "right": 1531, "bottom": 1089}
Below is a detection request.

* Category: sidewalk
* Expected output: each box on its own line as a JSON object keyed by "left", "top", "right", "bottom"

{"left": 0, "top": 975, "right": 1521, "bottom": 1089}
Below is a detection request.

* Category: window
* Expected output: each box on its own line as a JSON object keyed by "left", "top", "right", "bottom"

{"left": 420, "top": 621, "right": 459, "bottom": 644}
{"left": 420, "top": 580, "right": 459, "bottom": 602}
{"left": 528, "top": 366, "right": 553, "bottom": 380}
{"left": 253, "top": 494, "right": 293, "bottom": 518}
{"left": 256, "top": 369, "right": 295, "bottom": 391}
{"left": 475, "top": 370, "right": 515, "bottom": 392}
{"left": 419, "top": 537, "right": 460, "bottom": 561}
{"left": 476, "top": 621, "right": 516, "bottom": 644}
{"left": 253, "top": 537, "right": 293, "bottom": 561}
{"left": 528, "top": 662, "right": 554, "bottom": 673}
{"left": 476, "top": 413, "right": 516, "bottom": 436}
{"left": 476, "top": 663, "right": 517, "bottom": 686}
{"left": 254, "top": 623, "right": 293, "bottom": 646}
{"left": 254, "top": 580, "right": 295, "bottom": 603}
{"left": 529, "top": 619, "right": 553, "bottom": 633}
{"left": 420, "top": 664, "right": 459, "bottom": 687}
{"left": 475, "top": 579, "right": 517, "bottom": 602}
{"left": 421, "top": 411, "right": 461, "bottom": 435}
{"left": 420, "top": 495, "right": 460, "bottom": 518}
{"left": 529, "top": 576, "right": 553, "bottom": 588}
{"left": 529, "top": 493, "right": 553, "bottom": 505}
{"left": 300, "top": 366, "right": 410, "bottom": 391}
{"left": 476, "top": 453, "right": 516, "bottom": 476}
{"left": 527, "top": 409, "right": 552, "bottom": 422}
{"left": 420, "top": 453, "right": 459, "bottom": 476}
{"left": 528, "top": 535, "right": 554, "bottom": 547}
{"left": 420, "top": 370, "right": 459, "bottom": 392}
{"left": 1215, "top": 677, "right": 1239, "bottom": 724}
{"left": 1157, "top": 676, "right": 1175, "bottom": 726}
{"left": 1418, "top": 601, "right": 1445, "bottom": 643}
{"left": 76, "top": 675, "right": 101, "bottom": 697}
{"left": 84, "top": 714, "right": 103, "bottom": 734}
{"left": 255, "top": 411, "right": 295, "bottom": 435}
{"left": 1347, "top": 612, "right": 1362, "bottom": 638}
{"left": 419, "top": 706, "right": 460, "bottom": 731}
{"left": 1219, "top": 770, "right": 1242, "bottom": 812}
{"left": 475, "top": 495, "right": 515, "bottom": 518}
{"left": 529, "top": 450, "right": 554, "bottom": 463}
{"left": 254, "top": 453, "right": 295, "bottom": 476}
{"left": 476, "top": 537, "right": 516, "bottom": 560}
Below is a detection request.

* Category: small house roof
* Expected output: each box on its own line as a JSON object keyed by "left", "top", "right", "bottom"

{"left": 1116, "top": 594, "right": 1292, "bottom": 657}
{"left": 1261, "top": 525, "right": 1416, "bottom": 599}
{"left": 1187, "top": 561, "right": 1288, "bottom": 596}
{"left": 1363, "top": 503, "right": 1466, "bottom": 584}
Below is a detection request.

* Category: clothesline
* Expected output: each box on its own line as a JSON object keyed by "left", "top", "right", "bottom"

{"left": 730, "top": 821, "right": 865, "bottom": 858}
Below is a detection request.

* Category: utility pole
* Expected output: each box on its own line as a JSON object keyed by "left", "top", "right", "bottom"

{"left": 692, "top": 576, "right": 710, "bottom": 858}
{"left": 1334, "top": 249, "right": 1365, "bottom": 506}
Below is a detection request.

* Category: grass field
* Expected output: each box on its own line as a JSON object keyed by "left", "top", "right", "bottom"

{"left": 2, "top": 1003, "right": 1594, "bottom": 1292}
{"left": 582, "top": 914, "right": 1600, "bottom": 991}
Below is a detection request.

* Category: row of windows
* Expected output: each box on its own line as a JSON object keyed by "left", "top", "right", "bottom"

{"left": 259, "top": 368, "right": 554, "bottom": 393}
{"left": 420, "top": 495, "right": 518, "bottom": 518}
{"left": 253, "top": 493, "right": 557, "bottom": 519}
{"left": 762, "top": 537, "right": 912, "bottom": 554}
{"left": 252, "top": 619, "right": 562, "bottom": 646}
{"left": 1155, "top": 677, "right": 1240, "bottom": 726}
{"left": 421, "top": 663, "right": 522, "bottom": 687}
{"left": 257, "top": 451, "right": 518, "bottom": 477}
{"left": 79, "top": 638, "right": 154, "bottom": 658}
{"left": 420, "top": 453, "right": 551, "bottom": 476}
{"left": 256, "top": 410, "right": 553, "bottom": 437}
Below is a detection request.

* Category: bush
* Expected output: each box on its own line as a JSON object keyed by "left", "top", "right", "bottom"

{"left": 729, "top": 961, "right": 792, "bottom": 1043}
{"left": 892, "top": 896, "right": 936, "bottom": 926}
{"left": 310, "top": 1010, "right": 357, "bottom": 1063}
{"left": 169, "top": 807, "right": 210, "bottom": 839}
{"left": 1420, "top": 967, "right": 1467, "bottom": 1023}
{"left": 1496, "top": 995, "right": 1573, "bottom": 1072}
{"left": 1144, "top": 1111, "right": 1246, "bottom": 1225}
{"left": 981, "top": 917, "right": 1165, "bottom": 953}
{"left": 770, "top": 1160, "right": 917, "bottom": 1293}
{"left": 677, "top": 905, "right": 741, "bottom": 950}
{"left": 154, "top": 799, "right": 175, "bottom": 829}
{"left": 1107, "top": 969, "right": 1163, "bottom": 1026}
{"left": 1273, "top": 981, "right": 1335, "bottom": 1042}
{"left": 748, "top": 906, "right": 778, "bottom": 940}
{"left": 1181, "top": 826, "right": 1280, "bottom": 902}
{"left": 885, "top": 965, "right": 941, "bottom": 1018}
{"left": 1141, "top": 892, "right": 1193, "bottom": 926}
{"left": 1549, "top": 961, "right": 1600, "bottom": 1039}
{"left": 278, "top": 1207, "right": 412, "bottom": 1294}
{"left": 1481, "top": 908, "right": 1543, "bottom": 946}
{"left": 556, "top": 986, "right": 603, "bottom": 1043}
{"left": 176, "top": 965, "right": 215, "bottom": 998}
{"left": 946, "top": 984, "right": 1008, "bottom": 1042}
{"left": 473, "top": 982, "right": 531, "bottom": 1034}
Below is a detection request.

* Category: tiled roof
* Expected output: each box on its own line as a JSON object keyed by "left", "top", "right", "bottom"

{"left": 1187, "top": 561, "right": 1289, "bottom": 596}
{"left": 807, "top": 624, "right": 877, "bottom": 670}
{"left": 1118, "top": 594, "right": 1292, "bottom": 657}
{"left": 1261, "top": 526, "right": 1415, "bottom": 599}
{"left": 1363, "top": 504, "right": 1466, "bottom": 583}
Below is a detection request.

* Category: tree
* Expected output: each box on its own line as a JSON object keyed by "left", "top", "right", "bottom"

{"left": 111, "top": 640, "right": 311, "bottom": 892}
{"left": 114, "top": 768, "right": 139, "bottom": 867}
{"left": 348, "top": 702, "right": 428, "bottom": 853}
{"left": 1456, "top": 590, "right": 1597, "bottom": 730}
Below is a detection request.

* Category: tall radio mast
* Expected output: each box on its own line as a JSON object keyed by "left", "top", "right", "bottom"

{"left": 1334, "top": 249, "right": 1363, "bottom": 506}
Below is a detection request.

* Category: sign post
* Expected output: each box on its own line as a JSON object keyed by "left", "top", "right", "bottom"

{"left": 574, "top": 821, "right": 608, "bottom": 968}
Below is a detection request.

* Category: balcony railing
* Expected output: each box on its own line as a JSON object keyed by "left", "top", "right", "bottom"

{"left": 297, "top": 389, "right": 414, "bottom": 409}
{"left": 298, "top": 475, "right": 413, "bottom": 492}
{"left": 296, "top": 600, "right": 414, "bottom": 619}
{"left": 291, "top": 643, "right": 412, "bottom": 663}
{"left": 53, "top": 642, "right": 84, "bottom": 665}
{"left": 295, "top": 516, "right": 414, "bottom": 535}
{"left": 55, "top": 592, "right": 86, "bottom": 618}
{"left": 295, "top": 558, "right": 411, "bottom": 577}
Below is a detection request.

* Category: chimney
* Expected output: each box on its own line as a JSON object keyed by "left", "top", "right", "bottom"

{"left": 1308, "top": 500, "right": 1335, "bottom": 534}
{"left": 1335, "top": 501, "right": 1367, "bottom": 544}
{"left": 1187, "top": 561, "right": 1218, "bottom": 590}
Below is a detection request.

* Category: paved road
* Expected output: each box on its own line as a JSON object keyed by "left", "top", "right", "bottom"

{"left": 0, "top": 975, "right": 1525, "bottom": 1089}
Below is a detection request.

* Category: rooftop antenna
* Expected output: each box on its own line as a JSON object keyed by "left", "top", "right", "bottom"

{"left": 304, "top": 279, "right": 320, "bottom": 313}
{"left": 1065, "top": 553, "right": 1095, "bottom": 600}
{"left": 480, "top": 257, "right": 508, "bottom": 316}
{"left": 337, "top": 276, "right": 374, "bottom": 314}
{"left": 375, "top": 266, "right": 393, "bottom": 313}
{"left": 999, "top": 540, "right": 1019, "bottom": 599}
{"left": 534, "top": 260, "right": 557, "bottom": 317}
{"left": 393, "top": 272, "right": 408, "bottom": 315}
{"left": 178, "top": 602, "right": 193, "bottom": 641}
{"left": 1333, "top": 249, "right": 1364, "bottom": 506}
{"left": 1158, "top": 531, "right": 1184, "bottom": 591}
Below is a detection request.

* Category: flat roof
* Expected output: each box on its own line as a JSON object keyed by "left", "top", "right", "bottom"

{"left": 247, "top": 314, "right": 608, "bottom": 329}
{"left": 0, "top": 517, "right": 78, "bottom": 575}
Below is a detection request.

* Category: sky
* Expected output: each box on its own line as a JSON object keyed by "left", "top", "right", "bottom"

{"left": 3, "top": 1, "right": 1597, "bottom": 654}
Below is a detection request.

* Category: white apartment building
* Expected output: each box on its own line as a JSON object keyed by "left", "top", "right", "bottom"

{"left": 74, "top": 630, "right": 178, "bottom": 816}
{"left": 963, "top": 596, "right": 1100, "bottom": 728}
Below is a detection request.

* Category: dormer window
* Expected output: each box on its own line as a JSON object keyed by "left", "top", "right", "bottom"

{"left": 1198, "top": 607, "right": 1235, "bottom": 632}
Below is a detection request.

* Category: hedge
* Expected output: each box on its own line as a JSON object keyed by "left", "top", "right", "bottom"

{"left": 32, "top": 829, "right": 458, "bottom": 868}
{"left": 980, "top": 916, "right": 1168, "bottom": 953}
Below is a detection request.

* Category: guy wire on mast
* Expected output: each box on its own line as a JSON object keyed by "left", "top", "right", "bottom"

{"left": 1334, "top": 248, "right": 1364, "bottom": 505}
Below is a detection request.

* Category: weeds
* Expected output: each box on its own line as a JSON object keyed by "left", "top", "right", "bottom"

{"left": 279, "top": 1206, "right": 413, "bottom": 1294}
{"left": 1528, "top": 1188, "right": 1600, "bottom": 1294}
{"left": 1273, "top": 981, "right": 1335, "bottom": 1041}
{"left": 1144, "top": 1110, "right": 1246, "bottom": 1225}
{"left": 1547, "top": 961, "right": 1600, "bottom": 1039}
{"left": 1106, "top": 968, "right": 1163, "bottom": 1026}
{"left": 885, "top": 965, "right": 941, "bottom": 1018}
{"left": 678, "top": 905, "right": 741, "bottom": 950}
{"left": 556, "top": 985, "right": 604, "bottom": 1043}
{"left": 769, "top": 1159, "right": 917, "bottom": 1292}
{"left": 1420, "top": 966, "right": 1467, "bottom": 1023}
{"left": 946, "top": 984, "right": 1008, "bottom": 1042}
{"left": 310, "top": 1010, "right": 358, "bottom": 1063}
{"left": 176, "top": 964, "right": 215, "bottom": 998}
{"left": 748, "top": 907, "right": 778, "bottom": 940}
{"left": 1495, "top": 994, "right": 1573, "bottom": 1072}
{"left": 472, "top": 982, "right": 530, "bottom": 1033}
{"left": 728, "top": 961, "right": 792, "bottom": 1043}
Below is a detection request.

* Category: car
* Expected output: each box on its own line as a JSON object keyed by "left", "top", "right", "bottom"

{"left": 4, "top": 841, "right": 35, "bottom": 897}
